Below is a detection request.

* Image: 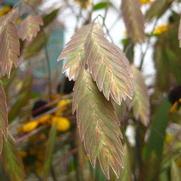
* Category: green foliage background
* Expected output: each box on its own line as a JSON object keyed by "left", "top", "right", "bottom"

{"left": 0, "top": 0, "right": 180, "bottom": 181}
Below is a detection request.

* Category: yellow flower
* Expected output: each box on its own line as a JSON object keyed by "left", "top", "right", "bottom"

{"left": 52, "top": 117, "right": 70, "bottom": 132}
{"left": 0, "top": 5, "right": 11, "bottom": 17}
{"left": 57, "top": 99, "right": 71, "bottom": 108}
{"left": 20, "top": 121, "right": 39, "bottom": 133}
{"left": 36, "top": 114, "right": 51, "bottom": 124}
{"left": 139, "top": 0, "right": 152, "bottom": 4}
{"left": 153, "top": 24, "right": 169, "bottom": 35}
{"left": 56, "top": 99, "right": 71, "bottom": 116}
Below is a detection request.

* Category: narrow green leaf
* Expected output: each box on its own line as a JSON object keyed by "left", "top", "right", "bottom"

{"left": 2, "top": 136, "right": 25, "bottom": 181}
{"left": 8, "top": 77, "right": 32, "bottom": 122}
{"left": 143, "top": 100, "right": 171, "bottom": 180}
{"left": 144, "top": 99, "right": 171, "bottom": 158}
{"left": 93, "top": 1, "right": 111, "bottom": 11}
{"left": 42, "top": 125, "right": 57, "bottom": 181}
{"left": 43, "top": 9, "right": 59, "bottom": 27}
{"left": 122, "top": 38, "right": 134, "bottom": 63}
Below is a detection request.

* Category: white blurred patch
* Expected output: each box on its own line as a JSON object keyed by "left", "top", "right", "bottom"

{"left": 125, "top": 124, "right": 136, "bottom": 146}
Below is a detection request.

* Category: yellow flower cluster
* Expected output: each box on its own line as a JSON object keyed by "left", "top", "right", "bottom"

{"left": 20, "top": 121, "right": 39, "bottom": 133}
{"left": 139, "top": 0, "right": 152, "bottom": 5}
{"left": 52, "top": 117, "right": 70, "bottom": 132}
{"left": 20, "top": 99, "right": 71, "bottom": 133}
{"left": 74, "top": 0, "right": 92, "bottom": 9}
{"left": 0, "top": 5, "right": 11, "bottom": 16}
{"left": 153, "top": 24, "right": 169, "bottom": 35}
{"left": 55, "top": 99, "right": 71, "bottom": 116}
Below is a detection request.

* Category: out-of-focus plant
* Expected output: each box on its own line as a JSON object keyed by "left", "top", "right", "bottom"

{"left": 0, "top": 0, "right": 180, "bottom": 181}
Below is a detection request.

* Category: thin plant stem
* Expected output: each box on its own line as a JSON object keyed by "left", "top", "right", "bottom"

{"left": 93, "top": 14, "right": 114, "bottom": 43}
{"left": 109, "top": 14, "right": 121, "bottom": 31}
{"left": 139, "top": 19, "right": 159, "bottom": 70}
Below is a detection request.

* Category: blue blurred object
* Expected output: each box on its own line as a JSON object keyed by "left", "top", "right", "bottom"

{"left": 47, "top": 27, "right": 64, "bottom": 73}
{"left": 31, "top": 25, "right": 64, "bottom": 93}
{"left": 32, "top": 26, "right": 64, "bottom": 78}
{"left": 1, "top": 0, "right": 19, "bottom": 5}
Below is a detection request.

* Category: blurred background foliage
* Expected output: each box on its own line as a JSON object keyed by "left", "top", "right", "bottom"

{"left": 0, "top": 0, "right": 180, "bottom": 181}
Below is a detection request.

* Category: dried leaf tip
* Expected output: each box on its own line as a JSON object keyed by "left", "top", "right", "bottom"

{"left": 2, "top": 136, "right": 25, "bottom": 181}
{"left": 84, "top": 23, "right": 134, "bottom": 105}
{"left": 59, "top": 23, "right": 134, "bottom": 104}
{"left": 18, "top": 15, "right": 44, "bottom": 42}
{"left": 57, "top": 24, "right": 91, "bottom": 80}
